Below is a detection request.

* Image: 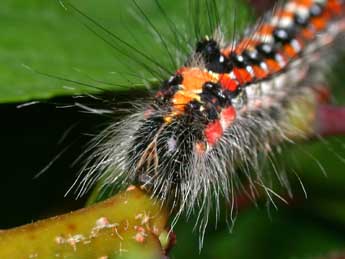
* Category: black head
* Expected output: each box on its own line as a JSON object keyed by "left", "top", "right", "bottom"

{"left": 196, "top": 38, "right": 221, "bottom": 62}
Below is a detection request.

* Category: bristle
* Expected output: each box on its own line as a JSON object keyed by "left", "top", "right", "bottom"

{"left": 79, "top": 0, "right": 345, "bottom": 246}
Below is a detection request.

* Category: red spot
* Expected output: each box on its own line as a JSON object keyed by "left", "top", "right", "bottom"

{"left": 221, "top": 106, "right": 236, "bottom": 127}
{"left": 204, "top": 120, "right": 223, "bottom": 146}
{"left": 327, "top": 0, "right": 343, "bottom": 15}
{"left": 219, "top": 74, "right": 239, "bottom": 91}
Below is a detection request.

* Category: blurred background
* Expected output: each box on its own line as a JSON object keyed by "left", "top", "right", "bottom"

{"left": 1, "top": 0, "right": 345, "bottom": 258}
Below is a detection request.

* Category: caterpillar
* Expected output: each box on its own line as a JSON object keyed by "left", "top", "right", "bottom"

{"left": 72, "top": 0, "right": 345, "bottom": 238}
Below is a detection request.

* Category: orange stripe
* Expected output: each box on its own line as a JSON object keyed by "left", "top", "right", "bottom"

{"left": 301, "top": 28, "right": 315, "bottom": 40}
{"left": 274, "top": 10, "right": 295, "bottom": 19}
{"left": 310, "top": 16, "right": 327, "bottom": 31}
{"left": 180, "top": 68, "right": 216, "bottom": 91}
{"left": 219, "top": 74, "right": 239, "bottom": 91}
{"left": 257, "top": 24, "right": 274, "bottom": 35}
{"left": 172, "top": 91, "right": 193, "bottom": 113}
{"left": 265, "top": 59, "right": 281, "bottom": 74}
{"left": 252, "top": 65, "right": 268, "bottom": 80}
{"left": 233, "top": 68, "right": 253, "bottom": 84}
{"left": 283, "top": 44, "right": 298, "bottom": 58}
{"left": 294, "top": 0, "right": 313, "bottom": 8}
{"left": 232, "top": 38, "right": 259, "bottom": 54}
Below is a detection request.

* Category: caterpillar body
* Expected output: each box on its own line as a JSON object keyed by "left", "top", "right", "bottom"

{"left": 78, "top": 0, "right": 345, "bottom": 231}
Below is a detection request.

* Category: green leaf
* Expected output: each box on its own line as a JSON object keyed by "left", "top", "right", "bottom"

{"left": 0, "top": 0, "right": 253, "bottom": 103}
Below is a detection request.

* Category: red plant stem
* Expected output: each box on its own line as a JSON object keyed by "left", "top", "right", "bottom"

{"left": 316, "top": 105, "right": 345, "bottom": 137}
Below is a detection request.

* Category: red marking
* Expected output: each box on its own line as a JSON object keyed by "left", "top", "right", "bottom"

{"left": 221, "top": 106, "right": 236, "bottom": 128}
{"left": 204, "top": 120, "right": 223, "bottom": 146}
{"left": 321, "top": 8, "right": 332, "bottom": 20}
{"left": 327, "top": 0, "right": 343, "bottom": 15}
{"left": 233, "top": 68, "right": 253, "bottom": 84}
{"left": 219, "top": 74, "right": 239, "bottom": 91}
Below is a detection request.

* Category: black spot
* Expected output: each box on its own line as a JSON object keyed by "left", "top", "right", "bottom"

{"left": 157, "top": 83, "right": 179, "bottom": 104}
{"left": 294, "top": 13, "right": 309, "bottom": 27}
{"left": 186, "top": 100, "right": 203, "bottom": 117}
{"left": 202, "top": 81, "right": 219, "bottom": 92}
{"left": 196, "top": 39, "right": 220, "bottom": 62}
{"left": 168, "top": 74, "right": 183, "bottom": 86}
{"left": 243, "top": 49, "right": 263, "bottom": 65}
{"left": 256, "top": 43, "right": 276, "bottom": 59}
{"left": 310, "top": 3, "right": 323, "bottom": 17}
{"left": 188, "top": 100, "right": 201, "bottom": 110}
{"left": 201, "top": 82, "right": 231, "bottom": 118}
{"left": 209, "top": 57, "right": 232, "bottom": 73}
{"left": 224, "top": 88, "right": 240, "bottom": 99}
{"left": 201, "top": 97, "right": 219, "bottom": 121}
{"left": 195, "top": 38, "right": 232, "bottom": 73}
{"left": 229, "top": 52, "right": 248, "bottom": 68}
{"left": 273, "top": 27, "right": 296, "bottom": 44}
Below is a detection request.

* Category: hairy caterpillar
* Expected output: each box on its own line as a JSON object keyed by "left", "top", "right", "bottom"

{"left": 66, "top": 0, "right": 345, "bottom": 240}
